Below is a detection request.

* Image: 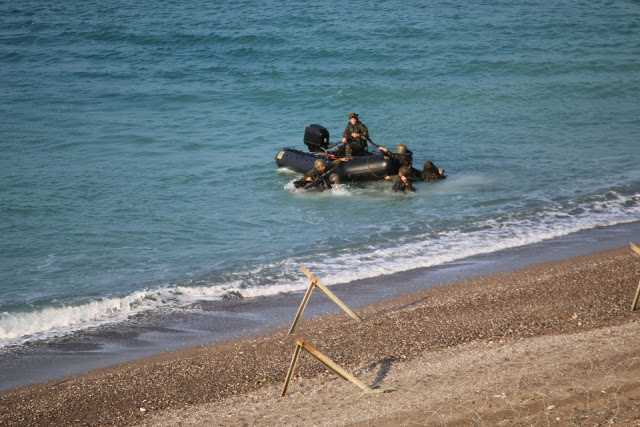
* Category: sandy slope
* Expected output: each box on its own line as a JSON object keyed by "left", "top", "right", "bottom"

{"left": 1, "top": 247, "right": 639, "bottom": 426}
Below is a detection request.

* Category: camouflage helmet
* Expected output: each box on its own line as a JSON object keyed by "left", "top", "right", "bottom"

{"left": 329, "top": 173, "right": 341, "bottom": 184}
{"left": 396, "top": 144, "right": 408, "bottom": 154}
{"left": 348, "top": 112, "right": 358, "bottom": 119}
{"left": 314, "top": 158, "right": 325, "bottom": 169}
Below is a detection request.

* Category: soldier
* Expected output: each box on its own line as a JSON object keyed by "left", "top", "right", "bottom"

{"left": 294, "top": 158, "right": 347, "bottom": 190}
{"left": 419, "top": 161, "right": 446, "bottom": 181}
{"left": 385, "top": 166, "right": 416, "bottom": 193}
{"left": 335, "top": 112, "right": 369, "bottom": 157}
{"left": 377, "top": 143, "right": 421, "bottom": 180}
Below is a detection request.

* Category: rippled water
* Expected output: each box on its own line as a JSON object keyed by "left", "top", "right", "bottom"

{"left": 1, "top": 0, "right": 639, "bottom": 347}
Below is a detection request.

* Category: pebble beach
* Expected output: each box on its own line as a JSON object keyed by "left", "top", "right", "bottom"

{"left": 3, "top": 2, "right": 640, "bottom": 425}
{"left": 1, "top": 246, "right": 639, "bottom": 426}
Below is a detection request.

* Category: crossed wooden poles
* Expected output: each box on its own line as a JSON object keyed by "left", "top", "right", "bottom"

{"left": 281, "top": 244, "right": 640, "bottom": 397}
{"left": 282, "top": 244, "right": 640, "bottom": 397}
{"left": 631, "top": 242, "right": 640, "bottom": 312}
{"left": 281, "top": 265, "right": 392, "bottom": 397}
{"left": 288, "top": 265, "right": 362, "bottom": 334}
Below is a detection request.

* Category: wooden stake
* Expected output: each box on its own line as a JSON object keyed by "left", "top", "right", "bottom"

{"left": 297, "top": 337, "right": 369, "bottom": 391}
{"left": 288, "top": 280, "right": 316, "bottom": 334}
{"left": 302, "top": 265, "right": 362, "bottom": 321}
{"left": 631, "top": 243, "right": 640, "bottom": 312}
{"left": 282, "top": 337, "right": 393, "bottom": 397}
{"left": 281, "top": 341, "right": 302, "bottom": 397}
{"left": 289, "top": 265, "right": 362, "bottom": 334}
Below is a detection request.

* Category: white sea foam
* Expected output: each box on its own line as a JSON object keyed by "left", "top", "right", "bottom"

{"left": 0, "top": 276, "right": 307, "bottom": 348}
{"left": 330, "top": 184, "right": 351, "bottom": 196}
{"left": 1, "top": 190, "right": 638, "bottom": 348}
{"left": 283, "top": 180, "right": 298, "bottom": 191}
{"left": 299, "top": 191, "right": 640, "bottom": 287}
{"left": 276, "top": 167, "right": 299, "bottom": 175}
{"left": 285, "top": 178, "right": 353, "bottom": 197}
{"left": 0, "top": 290, "right": 168, "bottom": 347}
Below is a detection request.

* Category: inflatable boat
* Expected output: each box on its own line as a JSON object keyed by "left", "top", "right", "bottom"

{"left": 275, "top": 124, "right": 397, "bottom": 182}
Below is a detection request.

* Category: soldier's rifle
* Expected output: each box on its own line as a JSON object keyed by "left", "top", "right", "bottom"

{"left": 368, "top": 138, "right": 411, "bottom": 160}
{"left": 303, "top": 168, "right": 334, "bottom": 190}
{"left": 302, "top": 156, "right": 351, "bottom": 189}
{"left": 326, "top": 137, "right": 374, "bottom": 153}
{"left": 326, "top": 140, "right": 346, "bottom": 150}
{"left": 366, "top": 138, "right": 382, "bottom": 151}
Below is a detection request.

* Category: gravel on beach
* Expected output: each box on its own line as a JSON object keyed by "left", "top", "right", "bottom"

{"left": 1, "top": 247, "right": 639, "bottom": 426}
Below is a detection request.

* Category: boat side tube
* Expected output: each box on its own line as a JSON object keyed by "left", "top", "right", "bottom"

{"left": 275, "top": 148, "right": 325, "bottom": 174}
{"left": 331, "top": 154, "right": 398, "bottom": 182}
{"left": 275, "top": 148, "right": 398, "bottom": 181}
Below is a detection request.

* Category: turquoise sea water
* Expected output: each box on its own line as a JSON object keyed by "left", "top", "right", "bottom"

{"left": 1, "top": 0, "right": 639, "bottom": 349}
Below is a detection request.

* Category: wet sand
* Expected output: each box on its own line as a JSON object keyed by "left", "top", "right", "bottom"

{"left": 1, "top": 247, "right": 639, "bottom": 426}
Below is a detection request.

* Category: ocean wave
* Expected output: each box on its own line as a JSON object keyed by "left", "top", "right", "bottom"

{"left": 1, "top": 190, "right": 638, "bottom": 349}
{"left": 0, "top": 290, "right": 168, "bottom": 348}
{"left": 297, "top": 190, "right": 640, "bottom": 286}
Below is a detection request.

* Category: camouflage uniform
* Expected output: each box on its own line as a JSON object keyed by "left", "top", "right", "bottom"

{"left": 381, "top": 148, "right": 419, "bottom": 180}
{"left": 335, "top": 121, "right": 369, "bottom": 157}
{"left": 388, "top": 174, "right": 416, "bottom": 193}
{"left": 419, "top": 161, "right": 446, "bottom": 181}
{"left": 296, "top": 159, "right": 343, "bottom": 190}
{"left": 384, "top": 149, "right": 413, "bottom": 169}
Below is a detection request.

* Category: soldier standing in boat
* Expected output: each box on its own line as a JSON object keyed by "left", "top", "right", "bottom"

{"left": 335, "top": 113, "right": 369, "bottom": 157}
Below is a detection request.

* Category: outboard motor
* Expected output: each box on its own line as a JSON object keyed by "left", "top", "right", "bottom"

{"left": 303, "top": 124, "right": 329, "bottom": 153}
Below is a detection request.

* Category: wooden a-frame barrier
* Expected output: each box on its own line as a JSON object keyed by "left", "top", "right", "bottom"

{"left": 288, "top": 265, "right": 362, "bottom": 334}
{"left": 631, "top": 242, "right": 640, "bottom": 312}
{"left": 281, "top": 337, "right": 392, "bottom": 397}
{"left": 282, "top": 267, "right": 392, "bottom": 397}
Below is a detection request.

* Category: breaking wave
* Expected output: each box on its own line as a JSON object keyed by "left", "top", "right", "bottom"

{"left": 1, "top": 190, "right": 638, "bottom": 349}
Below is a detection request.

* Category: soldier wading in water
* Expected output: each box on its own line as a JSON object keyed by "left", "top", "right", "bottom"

{"left": 294, "top": 158, "right": 347, "bottom": 190}
{"left": 420, "top": 161, "right": 446, "bottom": 181}
{"left": 379, "top": 144, "right": 446, "bottom": 189}
{"left": 385, "top": 166, "right": 416, "bottom": 193}
{"left": 378, "top": 143, "right": 423, "bottom": 181}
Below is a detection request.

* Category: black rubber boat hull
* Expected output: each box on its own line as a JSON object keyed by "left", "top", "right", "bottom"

{"left": 275, "top": 148, "right": 397, "bottom": 182}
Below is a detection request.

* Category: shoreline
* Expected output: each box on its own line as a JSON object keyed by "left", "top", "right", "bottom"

{"left": 1, "top": 245, "right": 639, "bottom": 425}
{"left": 2, "top": 220, "right": 639, "bottom": 393}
